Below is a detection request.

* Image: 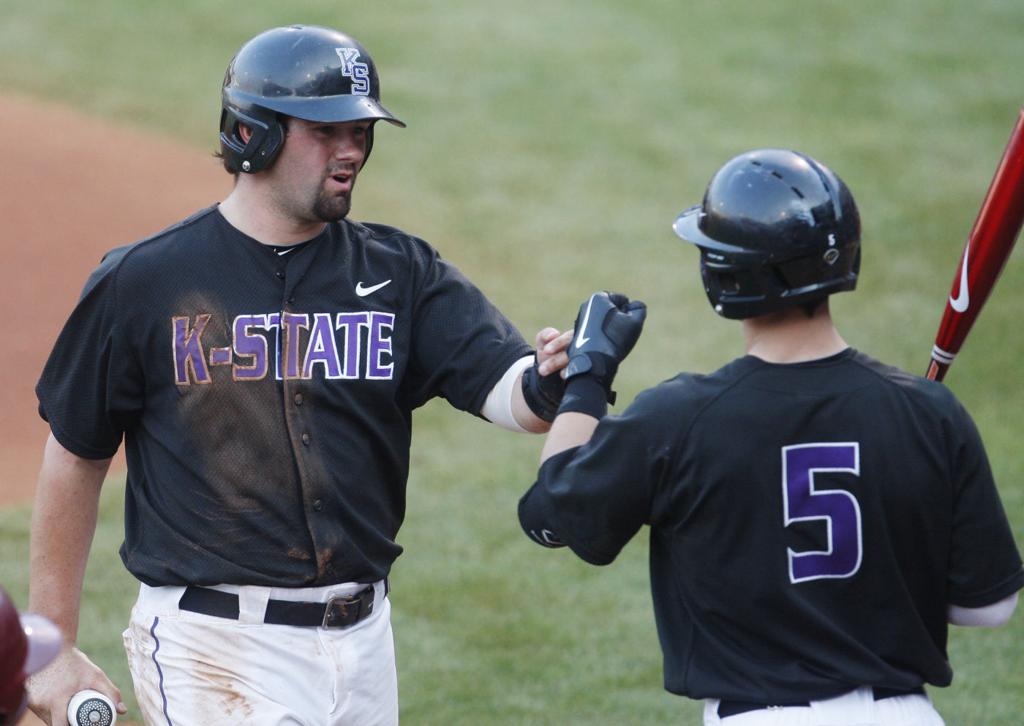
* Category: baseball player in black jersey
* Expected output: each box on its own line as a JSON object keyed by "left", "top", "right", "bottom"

{"left": 27, "top": 25, "right": 573, "bottom": 725}
{"left": 519, "top": 149, "right": 1024, "bottom": 725}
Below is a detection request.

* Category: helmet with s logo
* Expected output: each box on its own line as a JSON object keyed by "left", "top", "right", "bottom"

{"left": 219, "top": 25, "right": 405, "bottom": 174}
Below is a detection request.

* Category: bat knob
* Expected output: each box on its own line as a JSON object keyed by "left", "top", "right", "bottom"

{"left": 67, "top": 689, "right": 117, "bottom": 726}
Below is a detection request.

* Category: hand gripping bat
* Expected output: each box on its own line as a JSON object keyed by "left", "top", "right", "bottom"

{"left": 926, "top": 109, "right": 1024, "bottom": 381}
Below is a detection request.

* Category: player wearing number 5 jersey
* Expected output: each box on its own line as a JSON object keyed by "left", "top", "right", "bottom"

{"left": 519, "top": 149, "right": 1023, "bottom": 725}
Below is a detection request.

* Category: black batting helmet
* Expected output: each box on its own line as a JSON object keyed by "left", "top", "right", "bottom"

{"left": 673, "top": 148, "right": 860, "bottom": 319}
{"left": 219, "top": 25, "right": 406, "bottom": 174}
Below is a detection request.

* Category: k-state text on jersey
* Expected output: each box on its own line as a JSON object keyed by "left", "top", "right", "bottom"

{"left": 172, "top": 311, "right": 396, "bottom": 384}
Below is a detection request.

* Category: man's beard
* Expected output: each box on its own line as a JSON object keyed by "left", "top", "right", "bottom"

{"left": 310, "top": 163, "right": 359, "bottom": 222}
{"left": 312, "top": 190, "right": 352, "bottom": 222}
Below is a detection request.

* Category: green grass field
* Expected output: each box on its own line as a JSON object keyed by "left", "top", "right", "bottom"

{"left": 3, "top": 0, "right": 1024, "bottom": 723}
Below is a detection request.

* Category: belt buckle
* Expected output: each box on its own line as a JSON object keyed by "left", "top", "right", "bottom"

{"left": 321, "top": 588, "right": 373, "bottom": 629}
{"left": 322, "top": 595, "right": 356, "bottom": 628}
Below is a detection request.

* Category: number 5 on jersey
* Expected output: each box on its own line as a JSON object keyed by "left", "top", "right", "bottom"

{"left": 782, "top": 443, "right": 863, "bottom": 584}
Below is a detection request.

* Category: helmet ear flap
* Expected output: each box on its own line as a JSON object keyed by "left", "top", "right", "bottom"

{"left": 219, "top": 104, "right": 286, "bottom": 173}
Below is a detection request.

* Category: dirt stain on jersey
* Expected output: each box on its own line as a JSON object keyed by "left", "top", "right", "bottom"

{"left": 288, "top": 547, "right": 313, "bottom": 562}
{"left": 171, "top": 292, "right": 352, "bottom": 582}
{"left": 172, "top": 293, "right": 313, "bottom": 553}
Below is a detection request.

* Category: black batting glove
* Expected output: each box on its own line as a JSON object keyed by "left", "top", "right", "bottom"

{"left": 559, "top": 291, "right": 646, "bottom": 417}
{"left": 521, "top": 354, "right": 567, "bottom": 423}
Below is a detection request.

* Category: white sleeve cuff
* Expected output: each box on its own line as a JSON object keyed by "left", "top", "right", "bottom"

{"left": 948, "top": 591, "right": 1019, "bottom": 627}
{"left": 480, "top": 355, "right": 535, "bottom": 433}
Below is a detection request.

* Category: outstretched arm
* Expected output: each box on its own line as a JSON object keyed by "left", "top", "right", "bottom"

{"left": 539, "top": 412, "right": 600, "bottom": 463}
{"left": 540, "top": 291, "right": 646, "bottom": 460}
{"left": 483, "top": 327, "right": 573, "bottom": 434}
{"left": 512, "top": 327, "right": 573, "bottom": 432}
{"left": 520, "top": 291, "right": 647, "bottom": 553}
{"left": 27, "top": 434, "right": 126, "bottom": 723}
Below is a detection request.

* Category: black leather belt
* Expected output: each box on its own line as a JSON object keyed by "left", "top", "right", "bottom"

{"left": 717, "top": 685, "right": 926, "bottom": 719}
{"left": 178, "top": 583, "right": 378, "bottom": 629}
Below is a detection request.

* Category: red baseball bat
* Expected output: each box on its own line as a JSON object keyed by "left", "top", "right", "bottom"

{"left": 926, "top": 109, "right": 1024, "bottom": 381}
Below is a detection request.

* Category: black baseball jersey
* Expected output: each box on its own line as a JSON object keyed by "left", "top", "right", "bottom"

{"left": 519, "top": 348, "right": 1024, "bottom": 702}
{"left": 37, "top": 206, "right": 532, "bottom": 587}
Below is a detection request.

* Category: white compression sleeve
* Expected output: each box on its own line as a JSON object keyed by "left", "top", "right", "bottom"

{"left": 480, "top": 355, "right": 535, "bottom": 433}
{"left": 948, "top": 592, "right": 1019, "bottom": 627}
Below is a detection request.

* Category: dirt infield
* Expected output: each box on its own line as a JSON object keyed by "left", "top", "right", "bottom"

{"left": 0, "top": 95, "right": 231, "bottom": 506}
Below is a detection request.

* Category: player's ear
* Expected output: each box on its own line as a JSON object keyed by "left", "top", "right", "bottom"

{"left": 238, "top": 123, "right": 253, "bottom": 144}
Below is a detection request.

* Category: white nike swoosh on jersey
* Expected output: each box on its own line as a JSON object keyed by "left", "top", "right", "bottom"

{"left": 949, "top": 239, "right": 970, "bottom": 313}
{"left": 575, "top": 293, "right": 598, "bottom": 349}
{"left": 355, "top": 279, "right": 392, "bottom": 297}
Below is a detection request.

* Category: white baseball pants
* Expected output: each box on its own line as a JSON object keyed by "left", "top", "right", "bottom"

{"left": 122, "top": 580, "right": 397, "bottom": 725}
{"left": 704, "top": 686, "right": 944, "bottom": 726}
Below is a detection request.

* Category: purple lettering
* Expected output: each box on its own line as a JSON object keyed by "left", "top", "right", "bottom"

{"left": 367, "top": 312, "right": 395, "bottom": 380}
{"left": 303, "top": 313, "right": 343, "bottom": 379}
{"left": 233, "top": 314, "right": 269, "bottom": 380}
{"left": 173, "top": 315, "right": 211, "bottom": 385}
{"left": 336, "top": 312, "right": 369, "bottom": 379}
{"left": 281, "top": 313, "right": 309, "bottom": 380}
{"left": 782, "top": 443, "right": 862, "bottom": 583}
{"left": 172, "top": 310, "right": 398, "bottom": 384}
{"left": 262, "top": 313, "right": 282, "bottom": 380}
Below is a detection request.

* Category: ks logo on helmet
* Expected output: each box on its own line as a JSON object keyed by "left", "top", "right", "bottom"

{"left": 219, "top": 25, "right": 405, "bottom": 174}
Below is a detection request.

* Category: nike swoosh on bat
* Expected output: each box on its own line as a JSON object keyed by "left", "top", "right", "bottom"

{"left": 949, "top": 239, "right": 970, "bottom": 313}
{"left": 575, "top": 294, "right": 598, "bottom": 349}
{"left": 355, "top": 279, "right": 392, "bottom": 297}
